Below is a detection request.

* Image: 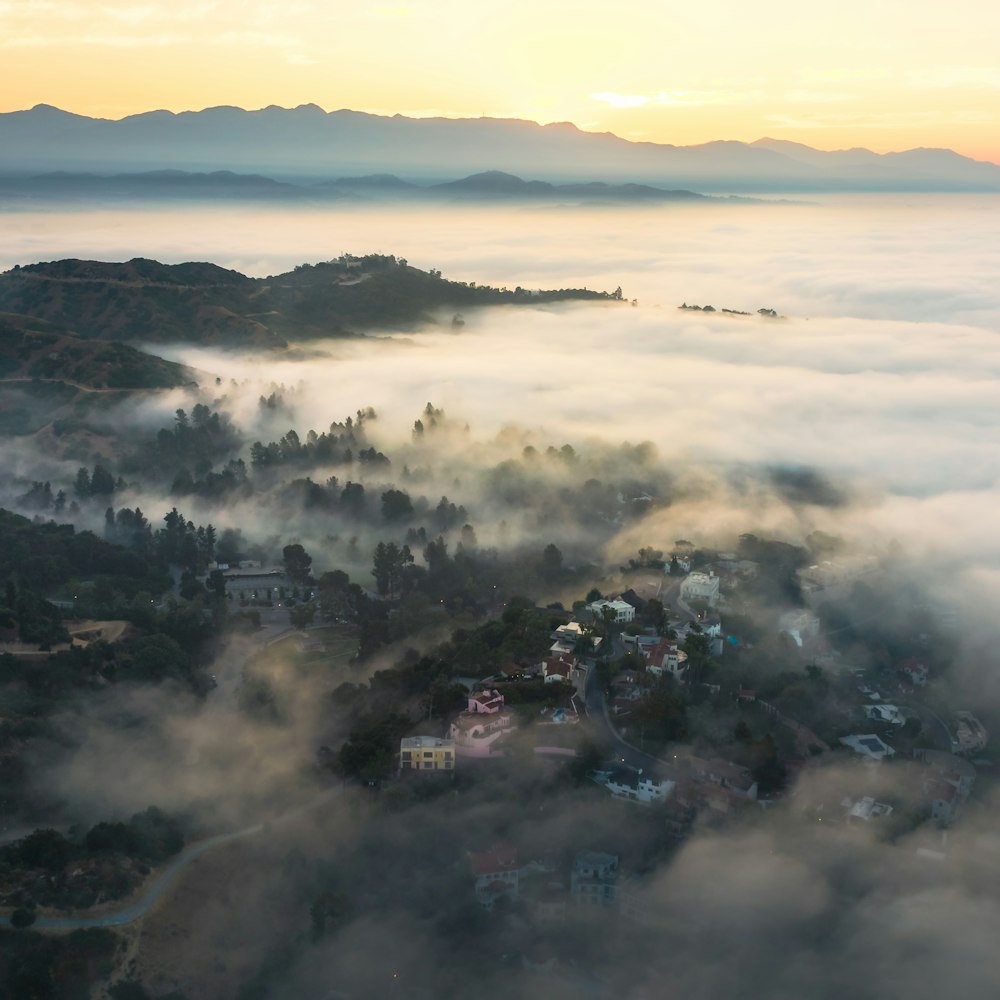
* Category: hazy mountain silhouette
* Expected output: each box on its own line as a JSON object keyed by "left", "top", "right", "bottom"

{"left": 0, "top": 256, "right": 621, "bottom": 349}
{"left": 2, "top": 105, "right": 998, "bottom": 192}
{"left": 0, "top": 169, "right": 732, "bottom": 205}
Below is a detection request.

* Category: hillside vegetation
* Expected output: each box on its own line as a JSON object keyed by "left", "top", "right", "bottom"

{"left": 0, "top": 312, "right": 197, "bottom": 389}
{"left": 0, "top": 254, "right": 621, "bottom": 349}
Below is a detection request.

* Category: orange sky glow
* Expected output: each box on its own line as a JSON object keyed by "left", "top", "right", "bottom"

{"left": 1, "top": 0, "right": 998, "bottom": 163}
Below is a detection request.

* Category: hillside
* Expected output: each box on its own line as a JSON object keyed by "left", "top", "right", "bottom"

{"left": 2, "top": 104, "right": 999, "bottom": 191}
{"left": 0, "top": 312, "right": 198, "bottom": 389}
{"left": 0, "top": 255, "right": 620, "bottom": 349}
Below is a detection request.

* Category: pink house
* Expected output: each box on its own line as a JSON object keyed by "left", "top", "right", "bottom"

{"left": 468, "top": 689, "right": 505, "bottom": 714}
{"left": 450, "top": 710, "right": 515, "bottom": 757}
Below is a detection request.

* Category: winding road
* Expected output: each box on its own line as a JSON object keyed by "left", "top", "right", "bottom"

{"left": 0, "top": 613, "right": 316, "bottom": 932}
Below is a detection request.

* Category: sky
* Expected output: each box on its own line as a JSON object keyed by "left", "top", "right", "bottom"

{"left": 1, "top": 0, "right": 999, "bottom": 163}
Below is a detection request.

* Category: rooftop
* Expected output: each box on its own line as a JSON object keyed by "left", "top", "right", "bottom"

{"left": 400, "top": 736, "right": 455, "bottom": 750}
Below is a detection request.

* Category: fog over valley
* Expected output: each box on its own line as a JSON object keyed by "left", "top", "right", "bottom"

{"left": 3, "top": 193, "right": 1000, "bottom": 1000}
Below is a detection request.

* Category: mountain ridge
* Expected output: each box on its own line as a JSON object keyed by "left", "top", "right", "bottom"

{"left": 0, "top": 256, "right": 622, "bottom": 350}
{"left": 2, "top": 105, "right": 998, "bottom": 192}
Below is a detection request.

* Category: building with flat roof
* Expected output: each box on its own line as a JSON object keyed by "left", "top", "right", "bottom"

{"left": 681, "top": 571, "right": 720, "bottom": 606}
{"left": 587, "top": 599, "right": 636, "bottom": 624}
{"left": 840, "top": 734, "right": 895, "bottom": 761}
{"left": 399, "top": 736, "right": 455, "bottom": 771}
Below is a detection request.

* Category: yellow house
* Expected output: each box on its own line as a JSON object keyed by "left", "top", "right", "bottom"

{"left": 400, "top": 735, "right": 456, "bottom": 771}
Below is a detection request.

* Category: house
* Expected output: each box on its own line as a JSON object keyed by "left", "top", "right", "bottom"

{"left": 541, "top": 653, "right": 576, "bottom": 684}
{"left": 399, "top": 735, "right": 455, "bottom": 771}
{"left": 925, "top": 779, "right": 962, "bottom": 827}
{"left": 670, "top": 555, "right": 693, "bottom": 574}
{"left": 914, "top": 749, "right": 976, "bottom": 826}
{"left": 843, "top": 796, "right": 894, "bottom": 824}
{"left": 643, "top": 639, "right": 688, "bottom": 681}
{"left": 570, "top": 851, "right": 618, "bottom": 906}
{"left": 470, "top": 843, "right": 519, "bottom": 909}
{"left": 550, "top": 621, "right": 585, "bottom": 656}
{"left": 681, "top": 755, "right": 758, "bottom": 799}
{"left": 587, "top": 599, "right": 636, "bottom": 624}
{"left": 698, "top": 614, "right": 723, "bottom": 638}
{"left": 449, "top": 711, "right": 514, "bottom": 757}
{"left": 779, "top": 610, "right": 820, "bottom": 647}
{"left": 602, "top": 766, "right": 675, "bottom": 804}
{"left": 954, "top": 711, "right": 988, "bottom": 754}
{"left": 898, "top": 658, "right": 929, "bottom": 687}
{"left": 865, "top": 704, "right": 905, "bottom": 726}
{"left": 913, "top": 749, "right": 977, "bottom": 796}
{"left": 840, "top": 734, "right": 895, "bottom": 761}
{"left": 467, "top": 689, "right": 504, "bottom": 714}
{"left": 680, "top": 572, "right": 720, "bottom": 606}
{"left": 618, "top": 876, "right": 657, "bottom": 926}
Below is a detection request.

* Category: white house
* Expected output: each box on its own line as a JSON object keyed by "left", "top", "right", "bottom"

{"left": 865, "top": 704, "right": 905, "bottom": 726}
{"left": 643, "top": 639, "right": 688, "bottom": 681}
{"left": 541, "top": 654, "right": 576, "bottom": 684}
{"left": 680, "top": 572, "right": 720, "bottom": 606}
{"left": 843, "top": 795, "right": 894, "bottom": 824}
{"left": 602, "top": 767, "right": 675, "bottom": 804}
{"left": 587, "top": 599, "right": 635, "bottom": 624}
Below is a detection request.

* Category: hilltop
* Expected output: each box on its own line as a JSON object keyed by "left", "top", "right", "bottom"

{"left": 0, "top": 255, "right": 620, "bottom": 349}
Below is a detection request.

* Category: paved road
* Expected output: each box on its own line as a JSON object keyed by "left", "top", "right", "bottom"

{"left": 584, "top": 654, "right": 667, "bottom": 773}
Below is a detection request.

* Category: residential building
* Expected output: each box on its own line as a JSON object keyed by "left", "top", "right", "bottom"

{"left": 840, "top": 734, "right": 895, "bottom": 761}
{"left": 399, "top": 735, "right": 455, "bottom": 771}
{"left": 587, "top": 599, "right": 636, "bottom": 624}
{"left": 865, "top": 704, "right": 905, "bottom": 726}
{"left": 914, "top": 749, "right": 976, "bottom": 827}
{"left": 571, "top": 851, "right": 618, "bottom": 906}
{"left": 467, "top": 689, "right": 504, "bottom": 714}
{"left": 643, "top": 639, "right": 688, "bottom": 681}
{"left": 898, "top": 657, "right": 930, "bottom": 687}
{"left": 449, "top": 711, "right": 514, "bottom": 757}
{"left": 541, "top": 653, "right": 576, "bottom": 684}
{"left": 843, "top": 796, "right": 894, "bottom": 824}
{"left": 681, "top": 755, "right": 758, "bottom": 799}
{"left": 681, "top": 571, "right": 720, "bottom": 606}
{"left": 603, "top": 767, "right": 675, "bottom": 804}
{"left": 470, "top": 843, "right": 519, "bottom": 909}
{"left": 954, "top": 711, "right": 988, "bottom": 754}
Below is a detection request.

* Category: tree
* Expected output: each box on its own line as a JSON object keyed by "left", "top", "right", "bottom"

{"left": 283, "top": 543, "right": 313, "bottom": 585}
{"left": 290, "top": 602, "right": 316, "bottom": 628}
{"left": 381, "top": 488, "right": 414, "bottom": 522}
{"left": 10, "top": 907, "right": 36, "bottom": 928}
{"left": 74, "top": 467, "right": 91, "bottom": 499}
{"left": 540, "top": 543, "right": 563, "bottom": 581}
{"left": 90, "top": 464, "right": 116, "bottom": 497}
{"left": 206, "top": 568, "right": 226, "bottom": 599}
{"left": 372, "top": 542, "right": 413, "bottom": 598}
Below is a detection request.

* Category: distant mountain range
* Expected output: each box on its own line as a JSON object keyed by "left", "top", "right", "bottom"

{"left": 0, "top": 256, "right": 620, "bottom": 350}
{"left": 1, "top": 104, "right": 998, "bottom": 193}
{"left": 0, "top": 168, "right": 715, "bottom": 205}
